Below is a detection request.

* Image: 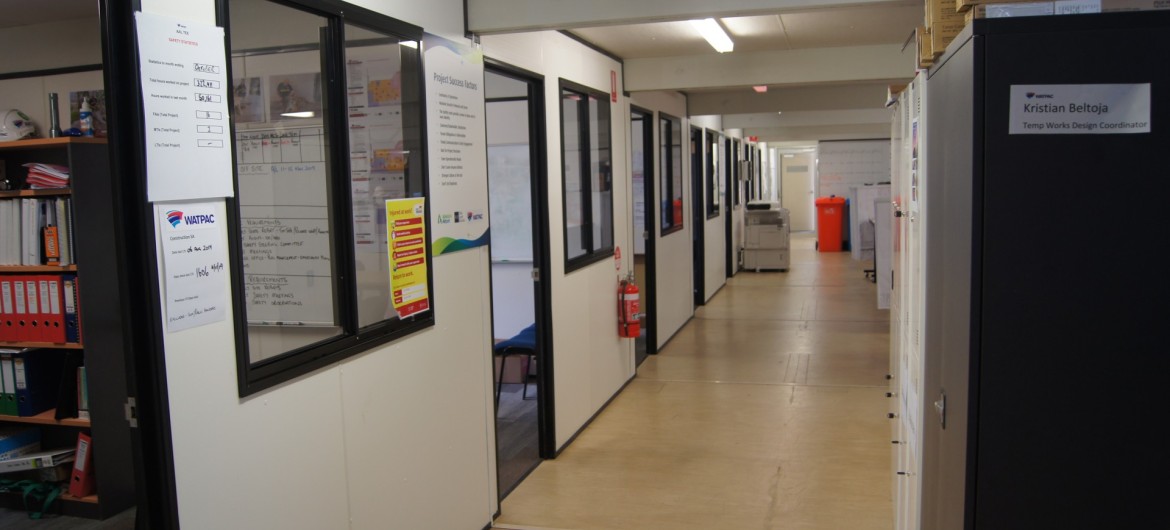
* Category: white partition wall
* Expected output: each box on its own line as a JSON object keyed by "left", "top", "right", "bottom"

{"left": 141, "top": 1, "right": 500, "bottom": 528}
{"left": 629, "top": 91, "right": 694, "bottom": 349}
{"left": 689, "top": 115, "right": 726, "bottom": 301}
{"left": 480, "top": 31, "right": 635, "bottom": 448}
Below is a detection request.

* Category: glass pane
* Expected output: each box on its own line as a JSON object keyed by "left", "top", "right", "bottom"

{"left": 562, "top": 91, "right": 585, "bottom": 259}
{"left": 344, "top": 23, "right": 422, "bottom": 328}
{"left": 670, "top": 118, "right": 683, "bottom": 223}
{"left": 659, "top": 117, "right": 672, "bottom": 230}
{"left": 230, "top": 0, "right": 342, "bottom": 363}
{"left": 631, "top": 113, "right": 646, "bottom": 250}
{"left": 589, "top": 94, "right": 612, "bottom": 252}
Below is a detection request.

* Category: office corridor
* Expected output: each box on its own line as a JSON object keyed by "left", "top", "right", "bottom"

{"left": 494, "top": 233, "right": 893, "bottom": 530}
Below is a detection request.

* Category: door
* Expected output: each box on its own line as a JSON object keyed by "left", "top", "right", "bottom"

{"left": 781, "top": 151, "right": 815, "bottom": 231}
{"left": 484, "top": 63, "right": 554, "bottom": 499}
{"left": 629, "top": 107, "right": 656, "bottom": 363}
{"left": 690, "top": 126, "right": 705, "bottom": 306}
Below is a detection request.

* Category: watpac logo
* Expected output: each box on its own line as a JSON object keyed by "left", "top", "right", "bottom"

{"left": 166, "top": 210, "right": 216, "bottom": 227}
{"left": 1025, "top": 92, "right": 1054, "bottom": 99}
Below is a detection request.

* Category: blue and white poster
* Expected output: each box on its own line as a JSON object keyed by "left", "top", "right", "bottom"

{"left": 423, "top": 34, "right": 489, "bottom": 255}
{"left": 158, "top": 201, "right": 228, "bottom": 332}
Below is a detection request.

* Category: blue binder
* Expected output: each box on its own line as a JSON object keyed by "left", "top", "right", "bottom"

{"left": 62, "top": 273, "right": 80, "bottom": 344}
{"left": 12, "top": 349, "right": 65, "bottom": 417}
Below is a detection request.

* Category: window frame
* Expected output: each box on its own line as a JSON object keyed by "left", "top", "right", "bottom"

{"left": 558, "top": 78, "right": 614, "bottom": 273}
{"left": 705, "top": 129, "right": 720, "bottom": 219}
{"left": 658, "top": 112, "right": 684, "bottom": 237}
{"left": 223, "top": 0, "right": 433, "bottom": 397}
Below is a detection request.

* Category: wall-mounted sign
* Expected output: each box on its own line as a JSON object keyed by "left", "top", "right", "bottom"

{"left": 386, "top": 198, "right": 430, "bottom": 319}
{"left": 1009, "top": 83, "right": 1150, "bottom": 135}
{"left": 135, "top": 11, "right": 235, "bottom": 201}
{"left": 158, "top": 201, "right": 228, "bottom": 332}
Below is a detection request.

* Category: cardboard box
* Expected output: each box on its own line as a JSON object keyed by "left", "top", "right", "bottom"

{"left": 927, "top": 0, "right": 967, "bottom": 55}
{"left": 916, "top": 26, "right": 935, "bottom": 69}
{"left": 965, "top": 0, "right": 1168, "bottom": 21}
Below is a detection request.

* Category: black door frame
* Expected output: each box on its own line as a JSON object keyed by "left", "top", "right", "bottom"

{"left": 483, "top": 61, "right": 557, "bottom": 468}
{"left": 629, "top": 106, "right": 657, "bottom": 359}
{"left": 725, "top": 137, "right": 736, "bottom": 278}
{"left": 690, "top": 126, "right": 705, "bottom": 306}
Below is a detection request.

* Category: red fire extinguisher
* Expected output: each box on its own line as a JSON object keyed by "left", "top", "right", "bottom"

{"left": 619, "top": 275, "right": 640, "bottom": 338}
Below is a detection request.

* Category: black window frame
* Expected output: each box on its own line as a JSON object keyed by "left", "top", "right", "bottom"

{"left": 658, "top": 112, "right": 684, "bottom": 237}
{"left": 558, "top": 78, "right": 614, "bottom": 272}
{"left": 705, "top": 129, "right": 719, "bottom": 219}
{"left": 223, "top": 0, "right": 433, "bottom": 397}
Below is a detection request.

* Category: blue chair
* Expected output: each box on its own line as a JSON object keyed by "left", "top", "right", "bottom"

{"left": 493, "top": 323, "right": 537, "bottom": 407}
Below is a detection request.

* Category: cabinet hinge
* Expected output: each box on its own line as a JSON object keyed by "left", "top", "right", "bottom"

{"left": 125, "top": 397, "right": 138, "bottom": 428}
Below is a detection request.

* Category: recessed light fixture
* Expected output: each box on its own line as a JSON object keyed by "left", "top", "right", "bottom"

{"left": 691, "top": 18, "right": 734, "bottom": 53}
{"left": 753, "top": 85, "right": 768, "bottom": 93}
{"left": 777, "top": 111, "right": 783, "bottom": 115}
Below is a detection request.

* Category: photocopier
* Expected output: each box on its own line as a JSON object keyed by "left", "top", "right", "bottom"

{"left": 743, "top": 201, "right": 790, "bottom": 272}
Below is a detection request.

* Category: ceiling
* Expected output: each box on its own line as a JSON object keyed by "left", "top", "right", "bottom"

{"left": 560, "top": 5, "right": 921, "bottom": 143}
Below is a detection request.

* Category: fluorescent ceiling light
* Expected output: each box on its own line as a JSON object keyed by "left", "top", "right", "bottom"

{"left": 690, "top": 18, "right": 733, "bottom": 53}
{"left": 281, "top": 111, "right": 315, "bottom": 118}
{"left": 401, "top": 40, "right": 418, "bottom": 49}
{"left": 753, "top": 85, "right": 767, "bottom": 93}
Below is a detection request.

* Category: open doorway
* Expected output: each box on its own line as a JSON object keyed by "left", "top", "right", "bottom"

{"left": 484, "top": 63, "right": 553, "bottom": 498}
{"left": 630, "top": 107, "right": 657, "bottom": 364}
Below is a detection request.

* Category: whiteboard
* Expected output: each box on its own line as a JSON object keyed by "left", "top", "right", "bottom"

{"left": 236, "top": 126, "right": 337, "bottom": 325}
{"left": 816, "top": 140, "right": 891, "bottom": 199}
{"left": 487, "top": 143, "right": 533, "bottom": 262}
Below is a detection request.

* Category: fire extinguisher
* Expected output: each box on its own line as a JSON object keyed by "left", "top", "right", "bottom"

{"left": 618, "top": 274, "right": 640, "bottom": 338}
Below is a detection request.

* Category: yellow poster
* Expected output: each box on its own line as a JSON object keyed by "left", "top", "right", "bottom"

{"left": 386, "top": 197, "right": 430, "bottom": 318}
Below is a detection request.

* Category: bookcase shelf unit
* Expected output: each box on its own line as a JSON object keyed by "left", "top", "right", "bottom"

{"left": 0, "top": 137, "right": 135, "bottom": 520}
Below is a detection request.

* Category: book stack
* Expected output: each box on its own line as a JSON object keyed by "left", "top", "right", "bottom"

{"left": 22, "top": 163, "right": 70, "bottom": 189}
{"left": 0, "top": 197, "right": 74, "bottom": 266}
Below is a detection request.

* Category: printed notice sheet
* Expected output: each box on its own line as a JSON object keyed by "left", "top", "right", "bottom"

{"left": 158, "top": 201, "right": 228, "bottom": 332}
{"left": 136, "top": 11, "right": 235, "bottom": 201}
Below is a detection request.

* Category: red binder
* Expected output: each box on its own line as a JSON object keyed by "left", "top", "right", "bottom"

{"left": 26, "top": 279, "right": 44, "bottom": 342}
{"left": 42, "top": 276, "right": 66, "bottom": 343}
{"left": 69, "top": 431, "right": 96, "bottom": 498}
{"left": 14, "top": 279, "right": 32, "bottom": 341}
{"left": 0, "top": 276, "right": 14, "bottom": 341}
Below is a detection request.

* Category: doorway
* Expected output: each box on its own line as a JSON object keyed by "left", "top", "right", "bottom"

{"left": 782, "top": 150, "right": 816, "bottom": 232}
{"left": 630, "top": 107, "right": 657, "bottom": 364}
{"left": 725, "top": 137, "right": 737, "bottom": 278}
{"left": 690, "top": 126, "right": 705, "bottom": 306}
{"left": 484, "top": 62, "right": 554, "bottom": 499}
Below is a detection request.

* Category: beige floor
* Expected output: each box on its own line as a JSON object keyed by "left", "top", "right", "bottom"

{"left": 494, "top": 233, "right": 893, "bottom": 530}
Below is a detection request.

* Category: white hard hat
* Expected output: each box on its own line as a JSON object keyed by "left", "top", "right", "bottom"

{"left": 0, "top": 109, "right": 35, "bottom": 142}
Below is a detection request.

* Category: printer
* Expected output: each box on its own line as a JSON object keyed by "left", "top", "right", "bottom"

{"left": 743, "top": 201, "right": 790, "bottom": 272}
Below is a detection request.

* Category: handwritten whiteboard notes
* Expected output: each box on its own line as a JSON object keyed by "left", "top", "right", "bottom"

{"left": 235, "top": 127, "right": 336, "bottom": 325}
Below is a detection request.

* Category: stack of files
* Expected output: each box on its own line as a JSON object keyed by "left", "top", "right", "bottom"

{"left": 0, "top": 425, "right": 40, "bottom": 460}
{"left": 0, "top": 198, "right": 73, "bottom": 266}
{"left": 0, "top": 275, "right": 70, "bottom": 343}
{"left": 21, "top": 163, "right": 70, "bottom": 189}
{"left": 0, "top": 349, "right": 65, "bottom": 416}
{"left": 0, "top": 447, "right": 74, "bottom": 474}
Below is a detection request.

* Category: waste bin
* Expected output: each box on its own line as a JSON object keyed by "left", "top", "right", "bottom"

{"left": 815, "top": 196, "right": 847, "bottom": 252}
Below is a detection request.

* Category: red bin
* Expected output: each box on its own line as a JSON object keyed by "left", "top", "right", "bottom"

{"left": 815, "top": 196, "right": 847, "bottom": 252}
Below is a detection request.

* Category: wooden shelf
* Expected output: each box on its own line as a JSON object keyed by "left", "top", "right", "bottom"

{"left": 0, "top": 264, "right": 78, "bottom": 273}
{"left": 0, "top": 188, "right": 71, "bottom": 198}
{"left": 0, "top": 341, "right": 83, "bottom": 349}
{"left": 0, "top": 137, "right": 106, "bottom": 151}
{"left": 0, "top": 408, "right": 90, "bottom": 428}
{"left": 59, "top": 492, "right": 100, "bottom": 504}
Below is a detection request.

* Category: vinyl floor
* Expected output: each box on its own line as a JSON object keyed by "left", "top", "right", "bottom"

{"left": 493, "top": 232, "right": 893, "bottom": 530}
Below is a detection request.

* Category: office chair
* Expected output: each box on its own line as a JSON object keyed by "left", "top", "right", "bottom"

{"left": 493, "top": 323, "right": 537, "bottom": 407}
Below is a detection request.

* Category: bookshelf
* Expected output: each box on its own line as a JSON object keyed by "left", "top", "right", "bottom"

{"left": 0, "top": 137, "right": 134, "bottom": 519}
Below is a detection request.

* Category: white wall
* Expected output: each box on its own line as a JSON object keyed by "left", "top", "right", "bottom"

{"left": 687, "top": 115, "right": 727, "bottom": 302}
{"left": 480, "top": 31, "right": 635, "bottom": 448}
{"left": 628, "top": 91, "right": 693, "bottom": 350}
{"left": 141, "top": 1, "right": 498, "bottom": 529}
{"left": 0, "top": 18, "right": 102, "bottom": 75}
